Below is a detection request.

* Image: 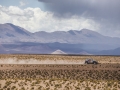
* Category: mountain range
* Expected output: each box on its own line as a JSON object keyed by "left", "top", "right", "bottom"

{"left": 0, "top": 23, "right": 120, "bottom": 55}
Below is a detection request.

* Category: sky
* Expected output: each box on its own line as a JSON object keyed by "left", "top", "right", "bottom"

{"left": 0, "top": 0, "right": 120, "bottom": 37}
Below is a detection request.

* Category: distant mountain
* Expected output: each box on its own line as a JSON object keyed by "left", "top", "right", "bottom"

{"left": 34, "top": 29, "right": 120, "bottom": 45}
{"left": 0, "top": 44, "right": 6, "bottom": 53}
{"left": 34, "top": 29, "right": 120, "bottom": 51}
{"left": 0, "top": 23, "right": 120, "bottom": 46}
{"left": 0, "top": 23, "right": 34, "bottom": 43}
{"left": 52, "top": 49, "right": 67, "bottom": 54}
{"left": 2, "top": 42, "right": 53, "bottom": 54}
{"left": 0, "top": 23, "right": 120, "bottom": 55}
{"left": 79, "top": 51, "right": 92, "bottom": 55}
{"left": 97, "top": 47, "right": 120, "bottom": 55}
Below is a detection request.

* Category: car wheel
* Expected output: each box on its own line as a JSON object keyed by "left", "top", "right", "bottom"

{"left": 93, "top": 62, "right": 97, "bottom": 64}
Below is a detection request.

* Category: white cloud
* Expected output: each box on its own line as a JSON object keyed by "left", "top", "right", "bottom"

{"left": 0, "top": 5, "right": 100, "bottom": 33}
{"left": 20, "top": 1, "right": 26, "bottom": 7}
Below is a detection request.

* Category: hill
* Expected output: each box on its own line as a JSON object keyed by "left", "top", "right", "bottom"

{"left": 0, "top": 23, "right": 120, "bottom": 55}
{"left": 51, "top": 49, "right": 67, "bottom": 54}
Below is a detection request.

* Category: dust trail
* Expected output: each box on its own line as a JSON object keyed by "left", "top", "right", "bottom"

{"left": 0, "top": 58, "right": 84, "bottom": 64}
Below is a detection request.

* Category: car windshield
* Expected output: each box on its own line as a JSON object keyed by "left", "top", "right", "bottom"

{"left": 87, "top": 59, "right": 93, "bottom": 62}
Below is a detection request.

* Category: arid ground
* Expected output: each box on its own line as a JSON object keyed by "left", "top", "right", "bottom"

{"left": 0, "top": 54, "right": 119, "bottom": 90}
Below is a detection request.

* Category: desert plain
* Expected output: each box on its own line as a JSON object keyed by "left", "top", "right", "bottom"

{"left": 0, "top": 54, "right": 119, "bottom": 90}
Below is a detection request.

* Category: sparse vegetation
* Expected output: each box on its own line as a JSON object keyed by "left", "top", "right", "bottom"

{"left": 0, "top": 54, "right": 119, "bottom": 89}
{"left": 0, "top": 79, "right": 119, "bottom": 90}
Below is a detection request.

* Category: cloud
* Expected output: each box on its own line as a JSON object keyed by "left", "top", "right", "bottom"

{"left": 38, "top": 0, "right": 120, "bottom": 21}
{"left": 38, "top": 0, "right": 120, "bottom": 37}
{"left": 0, "top": 5, "right": 99, "bottom": 33}
{"left": 20, "top": 1, "right": 26, "bottom": 7}
{"left": 0, "top": 58, "right": 84, "bottom": 64}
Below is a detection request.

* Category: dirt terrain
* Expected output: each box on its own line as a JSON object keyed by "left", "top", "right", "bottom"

{"left": 0, "top": 54, "right": 120, "bottom": 64}
{"left": 0, "top": 54, "right": 119, "bottom": 90}
{"left": 0, "top": 64, "right": 119, "bottom": 80}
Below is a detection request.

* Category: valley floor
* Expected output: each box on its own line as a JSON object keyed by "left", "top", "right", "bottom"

{"left": 0, "top": 55, "right": 119, "bottom": 90}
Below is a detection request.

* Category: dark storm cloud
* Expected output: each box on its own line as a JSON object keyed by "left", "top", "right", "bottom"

{"left": 38, "top": 0, "right": 120, "bottom": 21}
{"left": 38, "top": 0, "right": 120, "bottom": 37}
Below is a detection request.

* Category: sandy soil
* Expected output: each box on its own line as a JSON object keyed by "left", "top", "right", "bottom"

{"left": 0, "top": 54, "right": 120, "bottom": 64}
{"left": 0, "top": 79, "right": 119, "bottom": 90}
{"left": 0, "top": 55, "right": 119, "bottom": 90}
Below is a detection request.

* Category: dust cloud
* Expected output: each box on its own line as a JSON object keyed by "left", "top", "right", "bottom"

{"left": 0, "top": 58, "right": 84, "bottom": 64}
